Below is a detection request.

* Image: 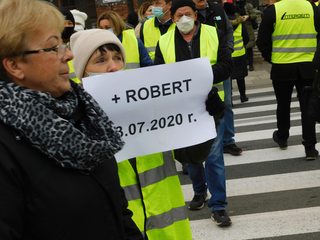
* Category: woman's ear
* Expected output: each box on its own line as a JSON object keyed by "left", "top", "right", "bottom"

{"left": 2, "top": 57, "right": 25, "bottom": 80}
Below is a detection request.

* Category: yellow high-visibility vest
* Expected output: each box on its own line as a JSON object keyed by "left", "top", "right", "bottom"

{"left": 158, "top": 24, "right": 224, "bottom": 100}
{"left": 142, "top": 17, "right": 175, "bottom": 61}
{"left": 117, "top": 152, "right": 192, "bottom": 240}
{"left": 68, "top": 60, "right": 81, "bottom": 84}
{"left": 232, "top": 23, "right": 246, "bottom": 58}
{"left": 272, "top": 0, "right": 317, "bottom": 63}
{"left": 122, "top": 29, "right": 140, "bottom": 69}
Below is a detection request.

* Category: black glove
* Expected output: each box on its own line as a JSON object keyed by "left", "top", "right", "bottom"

{"left": 205, "top": 87, "right": 225, "bottom": 122}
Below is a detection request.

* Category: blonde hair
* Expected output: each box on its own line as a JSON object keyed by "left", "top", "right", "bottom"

{"left": 138, "top": 2, "right": 153, "bottom": 22}
{"left": 0, "top": 0, "right": 64, "bottom": 60}
{"left": 97, "top": 11, "right": 127, "bottom": 36}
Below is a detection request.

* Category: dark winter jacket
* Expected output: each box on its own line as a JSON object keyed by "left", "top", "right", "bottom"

{"left": 0, "top": 121, "right": 143, "bottom": 240}
{"left": 197, "top": 1, "right": 234, "bottom": 54}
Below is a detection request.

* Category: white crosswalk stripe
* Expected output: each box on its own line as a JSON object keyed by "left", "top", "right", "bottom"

{"left": 177, "top": 87, "right": 320, "bottom": 239}
{"left": 190, "top": 207, "right": 320, "bottom": 240}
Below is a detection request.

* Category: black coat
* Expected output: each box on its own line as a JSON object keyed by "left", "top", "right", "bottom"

{"left": 197, "top": 0, "right": 234, "bottom": 52}
{"left": 0, "top": 121, "right": 143, "bottom": 240}
{"left": 231, "top": 22, "right": 249, "bottom": 80}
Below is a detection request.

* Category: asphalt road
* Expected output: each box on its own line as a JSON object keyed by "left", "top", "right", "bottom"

{"left": 176, "top": 62, "right": 320, "bottom": 239}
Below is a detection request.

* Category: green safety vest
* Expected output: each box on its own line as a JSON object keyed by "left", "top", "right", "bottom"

{"left": 142, "top": 17, "right": 176, "bottom": 61}
{"left": 232, "top": 23, "right": 246, "bottom": 58}
{"left": 68, "top": 60, "right": 81, "bottom": 84}
{"left": 122, "top": 29, "right": 140, "bottom": 69}
{"left": 158, "top": 24, "right": 224, "bottom": 100}
{"left": 117, "top": 152, "right": 192, "bottom": 240}
{"left": 272, "top": 0, "right": 317, "bottom": 64}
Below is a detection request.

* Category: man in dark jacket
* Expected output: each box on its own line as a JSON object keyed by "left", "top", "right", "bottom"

{"left": 155, "top": 0, "right": 233, "bottom": 227}
{"left": 257, "top": 0, "right": 320, "bottom": 160}
{"left": 195, "top": 0, "right": 243, "bottom": 156}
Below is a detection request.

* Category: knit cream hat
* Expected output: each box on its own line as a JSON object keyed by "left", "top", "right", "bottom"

{"left": 70, "top": 9, "right": 87, "bottom": 31}
{"left": 70, "top": 29, "right": 126, "bottom": 78}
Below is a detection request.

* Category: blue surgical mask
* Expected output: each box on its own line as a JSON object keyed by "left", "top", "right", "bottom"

{"left": 146, "top": 15, "right": 154, "bottom": 19}
{"left": 152, "top": 6, "right": 164, "bottom": 18}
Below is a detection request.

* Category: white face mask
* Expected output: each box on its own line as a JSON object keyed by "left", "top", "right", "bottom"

{"left": 176, "top": 15, "right": 195, "bottom": 34}
{"left": 85, "top": 72, "right": 103, "bottom": 77}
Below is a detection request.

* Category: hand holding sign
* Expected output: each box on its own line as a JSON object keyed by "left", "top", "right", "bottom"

{"left": 83, "top": 58, "right": 216, "bottom": 162}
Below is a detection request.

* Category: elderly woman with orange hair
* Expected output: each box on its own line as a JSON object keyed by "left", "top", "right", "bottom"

{"left": 0, "top": 0, "right": 143, "bottom": 239}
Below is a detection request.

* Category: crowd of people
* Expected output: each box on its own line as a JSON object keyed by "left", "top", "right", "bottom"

{"left": 0, "top": 0, "right": 319, "bottom": 239}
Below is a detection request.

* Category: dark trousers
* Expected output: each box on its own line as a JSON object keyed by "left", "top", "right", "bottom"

{"left": 246, "top": 47, "right": 254, "bottom": 67}
{"left": 235, "top": 78, "right": 247, "bottom": 98}
{"left": 272, "top": 79, "right": 316, "bottom": 148}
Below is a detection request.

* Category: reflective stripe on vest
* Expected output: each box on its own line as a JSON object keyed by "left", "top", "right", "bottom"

{"left": 143, "top": 18, "right": 175, "bottom": 61}
{"left": 232, "top": 24, "right": 246, "bottom": 58}
{"left": 271, "top": 0, "right": 317, "bottom": 63}
{"left": 122, "top": 29, "right": 140, "bottom": 69}
{"left": 146, "top": 206, "right": 188, "bottom": 230}
{"left": 68, "top": 60, "right": 81, "bottom": 84}
{"left": 117, "top": 152, "right": 192, "bottom": 239}
{"left": 159, "top": 24, "right": 224, "bottom": 101}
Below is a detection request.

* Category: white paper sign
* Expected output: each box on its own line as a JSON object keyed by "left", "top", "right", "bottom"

{"left": 83, "top": 58, "right": 216, "bottom": 162}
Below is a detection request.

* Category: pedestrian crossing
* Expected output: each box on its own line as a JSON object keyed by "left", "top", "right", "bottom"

{"left": 176, "top": 87, "right": 320, "bottom": 240}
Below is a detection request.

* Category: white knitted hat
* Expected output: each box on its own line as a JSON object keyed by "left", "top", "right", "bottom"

{"left": 70, "top": 9, "right": 87, "bottom": 31}
{"left": 70, "top": 29, "right": 126, "bottom": 78}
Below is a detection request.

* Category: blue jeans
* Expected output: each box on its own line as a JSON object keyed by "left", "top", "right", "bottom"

{"left": 188, "top": 117, "right": 227, "bottom": 211}
{"left": 223, "top": 78, "right": 235, "bottom": 146}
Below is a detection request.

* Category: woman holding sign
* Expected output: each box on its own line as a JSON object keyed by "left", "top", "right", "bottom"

{"left": 70, "top": 29, "right": 193, "bottom": 240}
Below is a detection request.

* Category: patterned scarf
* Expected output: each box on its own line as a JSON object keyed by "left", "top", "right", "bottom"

{"left": 0, "top": 79, "right": 124, "bottom": 172}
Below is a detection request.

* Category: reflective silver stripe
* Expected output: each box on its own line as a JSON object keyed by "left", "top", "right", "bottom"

{"left": 146, "top": 205, "right": 188, "bottom": 230}
{"left": 233, "top": 46, "right": 244, "bottom": 51}
{"left": 272, "top": 34, "right": 317, "bottom": 41}
{"left": 146, "top": 46, "right": 156, "bottom": 52}
{"left": 68, "top": 72, "right": 77, "bottom": 79}
{"left": 123, "top": 184, "right": 142, "bottom": 201}
{"left": 126, "top": 63, "right": 140, "bottom": 69}
{"left": 121, "top": 151, "right": 177, "bottom": 201}
{"left": 139, "top": 151, "right": 177, "bottom": 188}
{"left": 272, "top": 47, "right": 316, "bottom": 53}
{"left": 234, "top": 39, "right": 243, "bottom": 45}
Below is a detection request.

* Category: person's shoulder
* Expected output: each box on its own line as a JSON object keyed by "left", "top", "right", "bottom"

{"left": 0, "top": 121, "right": 15, "bottom": 142}
{"left": 144, "top": 17, "right": 156, "bottom": 26}
{"left": 0, "top": 121, "right": 21, "bottom": 158}
{"left": 208, "top": 0, "right": 223, "bottom": 11}
{"left": 262, "top": 4, "right": 275, "bottom": 17}
{"left": 201, "top": 22, "right": 217, "bottom": 30}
